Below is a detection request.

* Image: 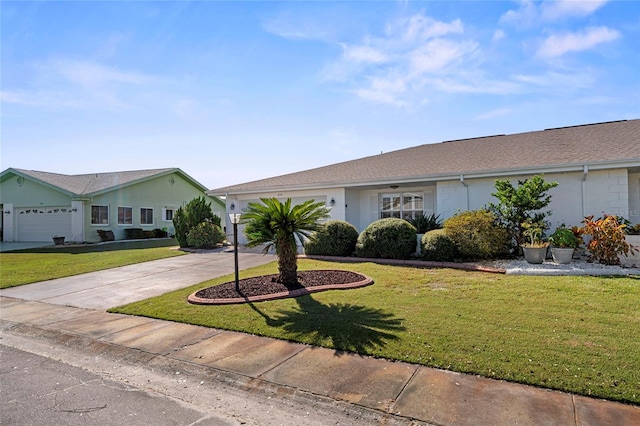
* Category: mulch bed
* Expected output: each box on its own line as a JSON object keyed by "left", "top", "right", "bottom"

{"left": 188, "top": 270, "right": 372, "bottom": 305}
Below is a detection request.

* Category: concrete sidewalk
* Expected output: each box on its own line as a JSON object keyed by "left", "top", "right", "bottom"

{"left": 1, "top": 296, "right": 638, "bottom": 425}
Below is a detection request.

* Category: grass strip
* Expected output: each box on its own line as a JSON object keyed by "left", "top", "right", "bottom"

{"left": 109, "top": 259, "right": 640, "bottom": 405}
{"left": 0, "top": 247, "right": 184, "bottom": 288}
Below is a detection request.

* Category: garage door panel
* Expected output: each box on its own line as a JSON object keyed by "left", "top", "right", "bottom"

{"left": 17, "top": 206, "right": 72, "bottom": 241}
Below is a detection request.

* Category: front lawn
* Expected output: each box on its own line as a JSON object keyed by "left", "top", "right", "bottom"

{"left": 0, "top": 246, "right": 184, "bottom": 288}
{"left": 109, "top": 259, "right": 640, "bottom": 405}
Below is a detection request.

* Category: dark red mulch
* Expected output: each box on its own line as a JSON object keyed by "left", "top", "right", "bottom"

{"left": 194, "top": 270, "right": 366, "bottom": 300}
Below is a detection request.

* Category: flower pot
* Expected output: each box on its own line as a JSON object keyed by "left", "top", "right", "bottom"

{"left": 52, "top": 236, "right": 65, "bottom": 245}
{"left": 522, "top": 246, "right": 547, "bottom": 264}
{"left": 551, "top": 247, "right": 574, "bottom": 264}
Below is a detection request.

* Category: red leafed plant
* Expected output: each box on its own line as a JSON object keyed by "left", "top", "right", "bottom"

{"left": 581, "top": 215, "right": 637, "bottom": 265}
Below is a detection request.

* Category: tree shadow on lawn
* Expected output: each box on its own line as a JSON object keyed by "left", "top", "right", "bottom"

{"left": 248, "top": 295, "right": 406, "bottom": 355}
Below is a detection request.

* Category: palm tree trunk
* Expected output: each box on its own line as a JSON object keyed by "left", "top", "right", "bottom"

{"left": 277, "top": 237, "right": 298, "bottom": 285}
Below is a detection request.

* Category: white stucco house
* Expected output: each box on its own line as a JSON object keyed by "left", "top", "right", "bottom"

{"left": 0, "top": 168, "right": 224, "bottom": 243}
{"left": 208, "top": 119, "right": 640, "bottom": 244}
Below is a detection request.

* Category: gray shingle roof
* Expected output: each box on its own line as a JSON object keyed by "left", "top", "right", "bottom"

{"left": 9, "top": 168, "right": 184, "bottom": 196}
{"left": 209, "top": 119, "right": 640, "bottom": 194}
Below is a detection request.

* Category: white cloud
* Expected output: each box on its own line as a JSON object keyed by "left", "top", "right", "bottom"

{"left": 541, "top": 0, "right": 609, "bottom": 21}
{"left": 537, "top": 26, "right": 620, "bottom": 57}
{"left": 475, "top": 108, "right": 512, "bottom": 120}
{"left": 500, "top": 0, "right": 610, "bottom": 25}
{"left": 341, "top": 43, "right": 388, "bottom": 64}
{"left": 319, "top": 12, "right": 478, "bottom": 106}
{"left": 2, "top": 59, "right": 159, "bottom": 111}
{"left": 409, "top": 39, "right": 477, "bottom": 75}
{"left": 492, "top": 29, "right": 506, "bottom": 43}
{"left": 44, "top": 59, "right": 154, "bottom": 87}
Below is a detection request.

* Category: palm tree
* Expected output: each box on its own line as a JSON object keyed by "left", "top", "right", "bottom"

{"left": 242, "top": 198, "right": 330, "bottom": 285}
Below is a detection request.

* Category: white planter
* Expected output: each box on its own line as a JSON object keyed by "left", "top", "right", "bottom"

{"left": 522, "top": 246, "right": 548, "bottom": 264}
{"left": 416, "top": 234, "right": 424, "bottom": 255}
{"left": 619, "top": 235, "right": 640, "bottom": 267}
{"left": 551, "top": 247, "right": 574, "bottom": 264}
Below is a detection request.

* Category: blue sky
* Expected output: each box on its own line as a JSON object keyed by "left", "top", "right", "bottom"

{"left": 2, "top": 1, "right": 639, "bottom": 189}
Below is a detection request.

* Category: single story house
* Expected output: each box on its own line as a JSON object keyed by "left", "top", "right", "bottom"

{"left": 0, "top": 168, "right": 225, "bottom": 243}
{"left": 208, "top": 119, "right": 640, "bottom": 244}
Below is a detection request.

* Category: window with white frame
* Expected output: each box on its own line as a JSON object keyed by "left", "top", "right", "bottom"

{"left": 118, "top": 206, "right": 133, "bottom": 225}
{"left": 162, "top": 208, "right": 174, "bottom": 222}
{"left": 380, "top": 194, "right": 401, "bottom": 218}
{"left": 140, "top": 208, "right": 154, "bottom": 225}
{"left": 401, "top": 192, "right": 424, "bottom": 220}
{"left": 380, "top": 193, "right": 424, "bottom": 219}
{"left": 91, "top": 205, "right": 109, "bottom": 225}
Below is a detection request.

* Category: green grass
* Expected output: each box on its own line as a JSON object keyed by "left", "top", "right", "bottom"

{"left": 109, "top": 259, "right": 640, "bottom": 405}
{"left": 0, "top": 246, "right": 184, "bottom": 288}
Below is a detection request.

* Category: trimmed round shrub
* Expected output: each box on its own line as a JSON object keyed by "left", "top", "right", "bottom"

{"left": 421, "top": 229, "right": 457, "bottom": 262}
{"left": 304, "top": 220, "right": 359, "bottom": 256}
{"left": 356, "top": 218, "right": 416, "bottom": 259}
{"left": 186, "top": 222, "right": 225, "bottom": 249}
{"left": 443, "top": 209, "right": 510, "bottom": 260}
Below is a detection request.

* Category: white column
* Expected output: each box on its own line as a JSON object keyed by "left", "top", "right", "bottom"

{"left": 70, "top": 201, "right": 84, "bottom": 242}
{"left": 2, "top": 203, "right": 14, "bottom": 241}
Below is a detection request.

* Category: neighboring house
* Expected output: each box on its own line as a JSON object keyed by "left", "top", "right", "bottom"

{"left": 0, "top": 168, "right": 225, "bottom": 243}
{"left": 208, "top": 119, "right": 640, "bottom": 244}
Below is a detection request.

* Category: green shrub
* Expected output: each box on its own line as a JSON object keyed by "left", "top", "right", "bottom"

{"left": 444, "top": 210, "right": 510, "bottom": 260}
{"left": 186, "top": 222, "right": 225, "bottom": 249}
{"left": 173, "top": 196, "right": 221, "bottom": 248}
{"left": 407, "top": 213, "right": 442, "bottom": 234}
{"left": 421, "top": 229, "right": 457, "bottom": 262}
{"left": 356, "top": 218, "right": 416, "bottom": 259}
{"left": 304, "top": 220, "right": 359, "bottom": 256}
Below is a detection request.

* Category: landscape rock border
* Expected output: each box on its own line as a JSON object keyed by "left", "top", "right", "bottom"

{"left": 188, "top": 272, "right": 373, "bottom": 305}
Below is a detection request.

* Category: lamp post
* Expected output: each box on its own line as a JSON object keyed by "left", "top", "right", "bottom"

{"left": 229, "top": 213, "right": 242, "bottom": 293}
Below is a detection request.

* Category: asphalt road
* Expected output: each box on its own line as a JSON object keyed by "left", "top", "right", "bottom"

{"left": 1, "top": 332, "right": 413, "bottom": 426}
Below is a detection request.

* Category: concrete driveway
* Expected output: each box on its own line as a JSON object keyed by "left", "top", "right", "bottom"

{"left": 0, "top": 250, "right": 276, "bottom": 309}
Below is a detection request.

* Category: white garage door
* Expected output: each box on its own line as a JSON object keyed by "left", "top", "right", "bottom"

{"left": 16, "top": 206, "right": 72, "bottom": 241}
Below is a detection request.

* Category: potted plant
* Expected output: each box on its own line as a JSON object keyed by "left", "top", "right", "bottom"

{"left": 548, "top": 225, "right": 580, "bottom": 264}
{"left": 521, "top": 220, "right": 548, "bottom": 264}
{"left": 52, "top": 235, "right": 65, "bottom": 245}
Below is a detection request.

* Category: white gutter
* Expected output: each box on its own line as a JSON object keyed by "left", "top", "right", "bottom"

{"left": 582, "top": 165, "right": 589, "bottom": 218}
{"left": 460, "top": 175, "right": 469, "bottom": 210}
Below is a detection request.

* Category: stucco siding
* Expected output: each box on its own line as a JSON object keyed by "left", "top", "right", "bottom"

{"left": 0, "top": 175, "right": 71, "bottom": 207}
{"left": 84, "top": 172, "right": 209, "bottom": 242}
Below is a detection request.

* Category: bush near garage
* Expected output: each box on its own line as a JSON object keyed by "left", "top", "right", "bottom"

{"left": 173, "top": 196, "right": 222, "bottom": 248}
{"left": 356, "top": 218, "right": 416, "bottom": 260}
{"left": 186, "top": 222, "right": 225, "bottom": 249}
{"left": 421, "top": 229, "right": 458, "bottom": 262}
{"left": 304, "top": 220, "right": 359, "bottom": 256}
{"left": 444, "top": 209, "right": 510, "bottom": 260}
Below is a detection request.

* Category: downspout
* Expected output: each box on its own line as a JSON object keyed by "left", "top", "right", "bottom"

{"left": 460, "top": 175, "right": 469, "bottom": 211}
{"left": 581, "top": 165, "right": 589, "bottom": 218}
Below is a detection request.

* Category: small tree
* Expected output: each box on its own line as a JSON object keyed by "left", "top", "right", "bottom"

{"left": 173, "top": 196, "right": 221, "bottom": 248}
{"left": 242, "top": 198, "right": 330, "bottom": 285}
{"left": 489, "top": 174, "right": 558, "bottom": 247}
